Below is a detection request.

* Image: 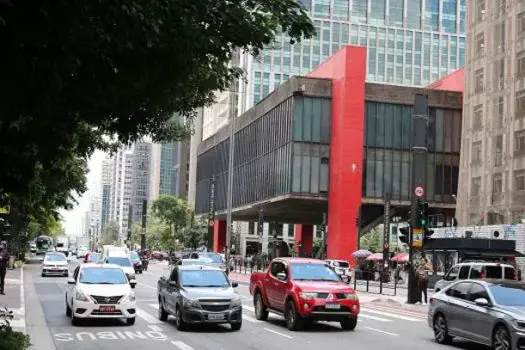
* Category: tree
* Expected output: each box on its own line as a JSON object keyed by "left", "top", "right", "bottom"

{"left": 151, "top": 195, "right": 191, "bottom": 243}
{"left": 26, "top": 213, "right": 65, "bottom": 240}
{"left": 100, "top": 221, "right": 120, "bottom": 246}
{"left": 0, "top": 1, "right": 315, "bottom": 202}
{"left": 359, "top": 228, "right": 382, "bottom": 253}
{"left": 182, "top": 215, "right": 208, "bottom": 250}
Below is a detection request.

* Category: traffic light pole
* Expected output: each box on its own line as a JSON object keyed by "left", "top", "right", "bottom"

{"left": 407, "top": 94, "right": 429, "bottom": 304}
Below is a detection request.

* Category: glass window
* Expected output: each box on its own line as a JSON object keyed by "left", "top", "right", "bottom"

{"left": 320, "top": 158, "right": 329, "bottom": 193}
{"left": 389, "top": 0, "right": 403, "bottom": 26}
{"left": 314, "top": 0, "right": 330, "bottom": 18}
{"left": 106, "top": 257, "right": 132, "bottom": 267}
{"left": 45, "top": 254, "right": 66, "bottom": 262}
{"left": 369, "top": 0, "right": 386, "bottom": 25}
{"left": 470, "top": 265, "right": 482, "bottom": 279}
{"left": 406, "top": 0, "right": 422, "bottom": 29}
{"left": 292, "top": 155, "right": 301, "bottom": 192}
{"left": 489, "top": 285, "right": 525, "bottom": 306}
{"left": 333, "top": 0, "right": 349, "bottom": 21}
{"left": 79, "top": 268, "right": 128, "bottom": 284}
{"left": 425, "top": 0, "right": 439, "bottom": 31}
{"left": 312, "top": 98, "right": 321, "bottom": 142}
{"left": 320, "top": 99, "right": 331, "bottom": 143}
{"left": 352, "top": 0, "right": 367, "bottom": 23}
{"left": 446, "top": 282, "right": 471, "bottom": 300}
{"left": 458, "top": 265, "right": 470, "bottom": 279}
{"left": 290, "top": 263, "right": 339, "bottom": 281}
{"left": 504, "top": 267, "right": 516, "bottom": 280}
{"left": 293, "top": 97, "right": 303, "bottom": 140}
{"left": 301, "top": 155, "right": 311, "bottom": 192}
{"left": 468, "top": 283, "right": 489, "bottom": 302}
{"left": 310, "top": 156, "right": 320, "bottom": 194}
{"left": 303, "top": 97, "right": 313, "bottom": 141}
{"left": 180, "top": 270, "right": 229, "bottom": 288}
{"left": 442, "top": 0, "right": 457, "bottom": 33}
{"left": 484, "top": 266, "right": 502, "bottom": 279}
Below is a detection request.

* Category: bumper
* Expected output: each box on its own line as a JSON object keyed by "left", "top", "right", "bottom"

{"left": 72, "top": 300, "right": 136, "bottom": 319}
{"left": 42, "top": 267, "right": 68, "bottom": 275}
{"left": 180, "top": 306, "right": 242, "bottom": 325}
{"left": 297, "top": 300, "right": 359, "bottom": 321}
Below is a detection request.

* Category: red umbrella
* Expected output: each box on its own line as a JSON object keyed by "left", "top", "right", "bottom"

{"left": 365, "top": 253, "right": 384, "bottom": 261}
{"left": 391, "top": 252, "right": 409, "bottom": 263}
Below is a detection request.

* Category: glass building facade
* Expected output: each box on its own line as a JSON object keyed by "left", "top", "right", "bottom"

{"left": 159, "top": 142, "right": 178, "bottom": 195}
{"left": 249, "top": 0, "right": 466, "bottom": 105}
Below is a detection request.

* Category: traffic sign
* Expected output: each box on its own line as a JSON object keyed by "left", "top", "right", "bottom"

{"left": 412, "top": 228, "right": 423, "bottom": 247}
{"left": 414, "top": 185, "right": 425, "bottom": 198}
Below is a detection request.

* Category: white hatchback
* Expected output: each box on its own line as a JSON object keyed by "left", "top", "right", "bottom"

{"left": 65, "top": 263, "right": 136, "bottom": 326}
{"left": 41, "top": 252, "right": 69, "bottom": 277}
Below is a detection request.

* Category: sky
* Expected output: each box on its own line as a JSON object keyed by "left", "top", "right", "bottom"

{"left": 59, "top": 150, "right": 106, "bottom": 236}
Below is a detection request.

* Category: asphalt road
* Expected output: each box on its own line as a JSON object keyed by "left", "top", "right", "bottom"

{"left": 24, "top": 260, "right": 488, "bottom": 350}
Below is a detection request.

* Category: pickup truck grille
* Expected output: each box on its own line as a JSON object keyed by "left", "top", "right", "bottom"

{"left": 201, "top": 304, "right": 230, "bottom": 312}
{"left": 198, "top": 299, "right": 231, "bottom": 303}
{"left": 90, "top": 295, "right": 123, "bottom": 304}
{"left": 313, "top": 306, "right": 351, "bottom": 313}
{"left": 314, "top": 293, "right": 349, "bottom": 299}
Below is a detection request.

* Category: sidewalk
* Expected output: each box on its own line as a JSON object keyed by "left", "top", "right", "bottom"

{"left": 0, "top": 267, "right": 26, "bottom": 333}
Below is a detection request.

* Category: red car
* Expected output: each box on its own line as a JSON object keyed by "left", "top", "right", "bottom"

{"left": 249, "top": 257, "right": 359, "bottom": 331}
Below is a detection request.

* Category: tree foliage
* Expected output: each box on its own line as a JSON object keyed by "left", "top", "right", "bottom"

{"left": 359, "top": 228, "right": 382, "bottom": 253}
{"left": 26, "top": 213, "right": 65, "bottom": 240}
{"left": 100, "top": 221, "right": 120, "bottom": 246}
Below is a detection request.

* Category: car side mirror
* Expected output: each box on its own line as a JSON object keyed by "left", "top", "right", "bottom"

{"left": 231, "top": 282, "right": 238, "bottom": 288}
{"left": 67, "top": 278, "right": 76, "bottom": 285}
{"left": 474, "top": 298, "right": 490, "bottom": 307}
{"left": 276, "top": 272, "right": 287, "bottom": 281}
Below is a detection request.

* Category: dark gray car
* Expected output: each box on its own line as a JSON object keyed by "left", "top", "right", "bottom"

{"left": 428, "top": 279, "right": 525, "bottom": 350}
{"left": 157, "top": 265, "right": 242, "bottom": 331}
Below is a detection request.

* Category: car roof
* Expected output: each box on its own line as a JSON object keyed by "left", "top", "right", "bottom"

{"left": 178, "top": 265, "right": 224, "bottom": 271}
{"left": 45, "top": 252, "right": 65, "bottom": 257}
{"left": 456, "top": 261, "right": 514, "bottom": 266}
{"left": 80, "top": 263, "right": 123, "bottom": 270}
{"left": 479, "top": 279, "right": 525, "bottom": 287}
{"left": 275, "top": 257, "right": 326, "bottom": 264}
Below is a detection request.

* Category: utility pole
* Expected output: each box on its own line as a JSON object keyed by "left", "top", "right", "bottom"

{"left": 141, "top": 200, "right": 147, "bottom": 251}
{"left": 225, "top": 91, "right": 236, "bottom": 275}
{"left": 407, "top": 94, "right": 429, "bottom": 304}
{"left": 126, "top": 205, "right": 133, "bottom": 248}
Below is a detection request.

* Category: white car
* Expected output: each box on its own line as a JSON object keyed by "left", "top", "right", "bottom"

{"left": 103, "top": 255, "right": 137, "bottom": 288}
{"left": 41, "top": 252, "right": 69, "bottom": 277}
{"left": 66, "top": 263, "right": 136, "bottom": 326}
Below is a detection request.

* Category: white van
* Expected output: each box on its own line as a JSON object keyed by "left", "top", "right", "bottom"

{"left": 102, "top": 247, "right": 135, "bottom": 288}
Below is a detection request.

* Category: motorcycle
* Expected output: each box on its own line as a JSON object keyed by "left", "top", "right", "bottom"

{"left": 141, "top": 256, "right": 149, "bottom": 271}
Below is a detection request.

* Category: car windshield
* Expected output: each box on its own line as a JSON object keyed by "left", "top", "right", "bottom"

{"left": 45, "top": 254, "right": 66, "bottom": 262}
{"left": 129, "top": 252, "right": 140, "bottom": 260}
{"left": 199, "top": 253, "right": 223, "bottom": 263}
{"left": 489, "top": 285, "right": 525, "bottom": 306}
{"left": 87, "top": 253, "right": 100, "bottom": 262}
{"left": 106, "top": 257, "right": 132, "bottom": 267}
{"left": 180, "top": 270, "right": 229, "bottom": 288}
{"left": 334, "top": 261, "right": 350, "bottom": 268}
{"left": 290, "top": 263, "right": 340, "bottom": 281}
{"left": 79, "top": 268, "right": 128, "bottom": 284}
{"left": 182, "top": 259, "right": 209, "bottom": 265}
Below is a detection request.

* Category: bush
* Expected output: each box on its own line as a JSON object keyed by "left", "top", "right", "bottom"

{"left": 0, "top": 330, "right": 31, "bottom": 350}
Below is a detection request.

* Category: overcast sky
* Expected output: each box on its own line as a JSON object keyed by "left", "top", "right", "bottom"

{"left": 59, "top": 150, "right": 106, "bottom": 236}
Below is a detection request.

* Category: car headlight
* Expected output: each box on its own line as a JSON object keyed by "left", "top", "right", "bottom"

{"left": 344, "top": 293, "right": 358, "bottom": 301}
{"left": 231, "top": 296, "right": 242, "bottom": 307}
{"left": 123, "top": 292, "right": 136, "bottom": 303}
{"left": 75, "top": 289, "right": 90, "bottom": 302}
{"left": 183, "top": 298, "right": 201, "bottom": 309}
{"left": 300, "top": 292, "right": 318, "bottom": 300}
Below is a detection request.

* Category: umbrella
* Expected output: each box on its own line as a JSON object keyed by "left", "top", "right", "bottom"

{"left": 365, "top": 252, "right": 384, "bottom": 261}
{"left": 351, "top": 249, "right": 372, "bottom": 258}
{"left": 391, "top": 252, "right": 409, "bottom": 263}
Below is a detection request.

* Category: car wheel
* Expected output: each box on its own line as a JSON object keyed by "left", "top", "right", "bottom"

{"left": 231, "top": 321, "right": 242, "bottom": 331}
{"left": 41, "top": 272, "right": 45, "bottom": 277}
{"left": 285, "top": 300, "right": 303, "bottom": 331}
{"left": 65, "top": 298, "right": 71, "bottom": 317}
{"left": 340, "top": 316, "right": 357, "bottom": 330}
{"left": 254, "top": 292, "right": 269, "bottom": 321}
{"left": 433, "top": 313, "right": 452, "bottom": 344}
{"left": 174, "top": 305, "right": 186, "bottom": 331}
{"left": 493, "top": 325, "right": 511, "bottom": 350}
{"left": 158, "top": 301, "right": 168, "bottom": 321}
{"left": 126, "top": 317, "right": 136, "bottom": 326}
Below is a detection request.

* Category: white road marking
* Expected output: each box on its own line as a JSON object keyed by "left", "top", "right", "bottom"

{"left": 136, "top": 308, "right": 161, "bottom": 324}
{"left": 138, "top": 282, "right": 157, "bottom": 290}
{"left": 19, "top": 267, "right": 26, "bottom": 331}
{"left": 149, "top": 303, "right": 160, "bottom": 310}
{"left": 364, "top": 326, "right": 399, "bottom": 337}
{"left": 148, "top": 325, "right": 163, "bottom": 332}
{"left": 242, "top": 314, "right": 260, "bottom": 323}
{"left": 171, "top": 340, "right": 194, "bottom": 350}
{"left": 358, "top": 313, "right": 392, "bottom": 322}
{"left": 264, "top": 328, "right": 294, "bottom": 339}
{"left": 242, "top": 304, "right": 255, "bottom": 312}
{"left": 361, "top": 308, "right": 422, "bottom": 322}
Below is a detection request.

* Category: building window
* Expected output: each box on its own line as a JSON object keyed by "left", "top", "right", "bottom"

{"left": 519, "top": 12, "right": 525, "bottom": 34}
{"left": 473, "top": 104, "right": 483, "bottom": 130}
{"left": 494, "top": 135, "right": 503, "bottom": 167}
{"left": 474, "top": 68, "right": 484, "bottom": 93}
{"left": 494, "top": 58, "right": 505, "bottom": 89}
{"left": 516, "top": 90, "right": 525, "bottom": 118}
{"left": 492, "top": 173, "right": 503, "bottom": 203}
{"left": 493, "top": 21, "right": 506, "bottom": 53}
{"left": 472, "top": 141, "right": 483, "bottom": 164}
{"left": 515, "top": 130, "right": 525, "bottom": 156}
{"left": 475, "top": 0, "right": 486, "bottom": 23}
{"left": 471, "top": 177, "right": 481, "bottom": 197}
{"left": 515, "top": 170, "right": 525, "bottom": 191}
{"left": 519, "top": 52, "right": 525, "bottom": 78}
{"left": 475, "top": 33, "right": 484, "bottom": 57}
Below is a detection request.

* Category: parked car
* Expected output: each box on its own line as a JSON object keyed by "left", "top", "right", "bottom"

{"left": 250, "top": 257, "right": 359, "bottom": 331}
{"left": 41, "top": 252, "right": 69, "bottom": 277}
{"left": 66, "top": 263, "right": 136, "bottom": 326}
{"left": 157, "top": 265, "right": 242, "bottom": 330}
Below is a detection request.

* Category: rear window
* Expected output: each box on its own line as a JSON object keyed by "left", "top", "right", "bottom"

{"left": 504, "top": 266, "right": 516, "bottom": 280}
{"left": 334, "top": 261, "right": 349, "bottom": 268}
{"left": 484, "top": 265, "right": 502, "bottom": 279}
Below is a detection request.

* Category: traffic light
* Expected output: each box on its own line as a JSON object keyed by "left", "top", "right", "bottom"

{"left": 418, "top": 202, "right": 434, "bottom": 239}
{"left": 398, "top": 225, "right": 410, "bottom": 244}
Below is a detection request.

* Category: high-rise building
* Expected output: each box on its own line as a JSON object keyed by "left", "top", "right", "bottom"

{"left": 109, "top": 147, "right": 134, "bottom": 238}
{"left": 201, "top": 0, "right": 467, "bottom": 140}
{"left": 456, "top": 0, "right": 525, "bottom": 226}
{"left": 100, "top": 157, "right": 113, "bottom": 232}
{"left": 131, "top": 142, "right": 152, "bottom": 224}
{"left": 188, "top": 108, "right": 204, "bottom": 208}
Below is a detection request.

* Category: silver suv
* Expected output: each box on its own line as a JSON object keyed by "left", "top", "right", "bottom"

{"left": 434, "top": 261, "right": 517, "bottom": 292}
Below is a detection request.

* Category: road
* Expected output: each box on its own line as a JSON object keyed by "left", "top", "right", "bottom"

{"left": 22, "top": 260, "right": 486, "bottom": 350}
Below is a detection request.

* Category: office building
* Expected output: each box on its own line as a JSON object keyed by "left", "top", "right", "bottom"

{"left": 109, "top": 147, "right": 134, "bottom": 238}
{"left": 100, "top": 157, "right": 113, "bottom": 232}
{"left": 131, "top": 142, "right": 152, "bottom": 224}
{"left": 456, "top": 0, "right": 525, "bottom": 226}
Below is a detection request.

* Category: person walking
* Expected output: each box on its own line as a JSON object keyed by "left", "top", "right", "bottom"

{"left": 416, "top": 257, "right": 433, "bottom": 304}
{"left": 0, "top": 243, "right": 8, "bottom": 295}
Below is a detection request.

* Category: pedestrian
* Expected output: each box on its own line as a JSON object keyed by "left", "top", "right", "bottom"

{"left": 0, "top": 243, "right": 7, "bottom": 295}
{"left": 416, "top": 257, "right": 433, "bottom": 304}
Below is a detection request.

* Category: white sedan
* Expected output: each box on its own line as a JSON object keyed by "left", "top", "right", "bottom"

{"left": 65, "top": 263, "right": 136, "bottom": 326}
{"left": 41, "top": 252, "right": 69, "bottom": 277}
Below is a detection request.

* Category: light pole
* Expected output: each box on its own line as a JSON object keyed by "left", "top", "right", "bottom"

{"left": 225, "top": 89, "right": 236, "bottom": 276}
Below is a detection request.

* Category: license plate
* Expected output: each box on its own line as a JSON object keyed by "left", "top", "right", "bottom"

{"left": 99, "top": 306, "right": 116, "bottom": 312}
{"left": 208, "top": 313, "right": 225, "bottom": 320}
{"left": 325, "top": 303, "right": 341, "bottom": 310}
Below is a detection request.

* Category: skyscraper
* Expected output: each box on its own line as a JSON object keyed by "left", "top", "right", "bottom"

{"left": 456, "top": 0, "right": 525, "bottom": 226}
{"left": 109, "top": 147, "right": 134, "bottom": 238}
{"left": 202, "top": 0, "right": 467, "bottom": 140}
{"left": 131, "top": 142, "right": 152, "bottom": 223}
{"left": 100, "top": 157, "right": 113, "bottom": 232}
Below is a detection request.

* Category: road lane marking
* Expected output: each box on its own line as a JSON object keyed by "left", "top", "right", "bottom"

{"left": 148, "top": 325, "right": 163, "bottom": 332}
{"left": 264, "top": 328, "right": 294, "bottom": 339}
{"left": 242, "top": 304, "right": 255, "bottom": 312}
{"left": 149, "top": 303, "right": 160, "bottom": 310}
{"left": 362, "top": 304, "right": 427, "bottom": 318}
{"left": 242, "top": 314, "right": 260, "bottom": 323}
{"left": 171, "top": 340, "right": 194, "bottom": 350}
{"left": 138, "top": 282, "right": 157, "bottom": 290}
{"left": 361, "top": 308, "right": 422, "bottom": 322}
{"left": 136, "top": 308, "right": 161, "bottom": 324}
{"left": 364, "top": 326, "right": 399, "bottom": 337}
{"left": 358, "top": 313, "right": 392, "bottom": 322}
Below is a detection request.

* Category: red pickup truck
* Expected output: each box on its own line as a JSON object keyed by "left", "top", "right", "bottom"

{"left": 249, "top": 257, "right": 359, "bottom": 331}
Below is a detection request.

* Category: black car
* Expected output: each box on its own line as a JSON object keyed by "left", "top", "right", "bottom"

{"left": 129, "top": 251, "right": 143, "bottom": 274}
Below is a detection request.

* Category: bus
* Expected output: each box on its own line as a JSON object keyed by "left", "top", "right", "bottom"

{"left": 35, "top": 235, "right": 54, "bottom": 255}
